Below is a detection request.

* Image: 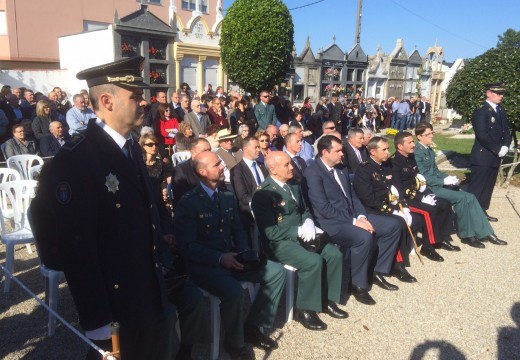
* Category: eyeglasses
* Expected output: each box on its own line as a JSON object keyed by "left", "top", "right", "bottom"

{"left": 259, "top": 139, "right": 269, "bottom": 142}
{"left": 420, "top": 132, "right": 435, "bottom": 137}
{"left": 143, "top": 143, "right": 158, "bottom": 147}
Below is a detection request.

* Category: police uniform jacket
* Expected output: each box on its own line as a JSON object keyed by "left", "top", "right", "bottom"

{"left": 390, "top": 151, "right": 432, "bottom": 201}
{"left": 49, "top": 120, "right": 168, "bottom": 331}
{"left": 353, "top": 157, "right": 402, "bottom": 215}
{"left": 175, "top": 184, "right": 249, "bottom": 268}
{"left": 470, "top": 101, "right": 511, "bottom": 167}
{"left": 413, "top": 143, "right": 447, "bottom": 188}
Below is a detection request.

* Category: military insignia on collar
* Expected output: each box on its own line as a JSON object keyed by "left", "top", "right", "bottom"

{"left": 105, "top": 173, "right": 119, "bottom": 194}
{"left": 491, "top": 116, "right": 496, "bottom": 123}
{"left": 280, "top": 201, "right": 286, "bottom": 206}
{"left": 277, "top": 214, "right": 283, "bottom": 224}
{"left": 56, "top": 182, "right": 72, "bottom": 204}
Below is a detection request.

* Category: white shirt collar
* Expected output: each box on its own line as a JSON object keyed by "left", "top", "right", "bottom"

{"left": 95, "top": 118, "right": 130, "bottom": 150}
{"left": 271, "top": 176, "right": 287, "bottom": 189}
{"left": 486, "top": 100, "right": 498, "bottom": 111}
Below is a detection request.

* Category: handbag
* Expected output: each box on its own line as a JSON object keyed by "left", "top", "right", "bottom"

{"left": 299, "top": 232, "right": 331, "bottom": 253}
{"left": 234, "top": 249, "right": 267, "bottom": 272}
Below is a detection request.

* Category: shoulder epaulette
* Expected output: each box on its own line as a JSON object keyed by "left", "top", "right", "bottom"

{"left": 61, "top": 134, "right": 85, "bottom": 151}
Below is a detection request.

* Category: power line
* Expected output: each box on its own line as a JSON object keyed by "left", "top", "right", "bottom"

{"left": 289, "top": 0, "right": 326, "bottom": 11}
{"left": 389, "top": 0, "right": 486, "bottom": 50}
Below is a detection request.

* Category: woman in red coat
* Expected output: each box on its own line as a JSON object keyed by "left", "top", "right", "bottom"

{"left": 157, "top": 103, "right": 179, "bottom": 155}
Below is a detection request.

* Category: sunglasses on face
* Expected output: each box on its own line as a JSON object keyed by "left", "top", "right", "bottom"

{"left": 144, "top": 142, "right": 158, "bottom": 147}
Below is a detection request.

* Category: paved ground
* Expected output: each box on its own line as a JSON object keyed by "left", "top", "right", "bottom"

{"left": 1, "top": 132, "right": 520, "bottom": 359}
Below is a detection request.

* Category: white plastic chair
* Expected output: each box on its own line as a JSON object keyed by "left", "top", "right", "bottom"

{"left": 40, "top": 264, "right": 65, "bottom": 335}
{"left": 0, "top": 168, "right": 22, "bottom": 221}
{"left": 7, "top": 154, "right": 44, "bottom": 180}
{"left": 201, "top": 282, "right": 258, "bottom": 360}
{"left": 0, "top": 180, "right": 38, "bottom": 292}
{"left": 172, "top": 151, "right": 191, "bottom": 166}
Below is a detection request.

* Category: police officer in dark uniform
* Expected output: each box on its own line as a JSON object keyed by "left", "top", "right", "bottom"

{"left": 467, "top": 82, "right": 511, "bottom": 221}
{"left": 174, "top": 151, "right": 285, "bottom": 360}
{"left": 391, "top": 132, "right": 460, "bottom": 259}
{"left": 354, "top": 136, "right": 425, "bottom": 283}
{"left": 47, "top": 57, "right": 205, "bottom": 360}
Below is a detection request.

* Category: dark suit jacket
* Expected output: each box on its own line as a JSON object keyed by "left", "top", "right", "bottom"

{"left": 344, "top": 142, "right": 368, "bottom": 173}
{"left": 39, "top": 134, "right": 71, "bottom": 157}
{"left": 231, "top": 159, "right": 268, "bottom": 221}
{"left": 470, "top": 102, "right": 511, "bottom": 167}
{"left": 48, "top": 120, "right": 168, "bottom": 331}
{"left": 288, "top": 154, "right": 307, "bottom": 183}
{"left": 303, "top": 158, "right": 366, "bottom": 237}
{"left": 172, "top": 158, "right": 199, "bottom": 209}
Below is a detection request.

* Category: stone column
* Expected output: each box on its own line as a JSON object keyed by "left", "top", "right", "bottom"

{"left": 198, "top": 56, "right": 207, "bottom": 96}
{"left": 175, "top": 52, "right": 183, "bottom": 91}
{"left": 218, "top": 58, "right": 224, "bottom": 88}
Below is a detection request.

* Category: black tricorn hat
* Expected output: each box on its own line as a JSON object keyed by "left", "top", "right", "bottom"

{"left": 484, "top": 82, "right": 506, "bottom": 94}
{"left": 76, "top": 56, "right": 149, "bottom": 89}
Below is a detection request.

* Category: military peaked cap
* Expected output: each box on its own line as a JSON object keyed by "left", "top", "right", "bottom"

{"left": 76, "top": 56, "right": 149, "bottom": 89}
{"left": 484, "top": 82, "right": 506, "bottom": 94}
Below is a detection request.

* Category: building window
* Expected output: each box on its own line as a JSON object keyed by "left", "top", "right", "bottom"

{"left": 0, "top": 11, "right": 7, "bottom": 35}
{"left": 182, "top": 0, "right": 208, "bottom": 13}
{"left": 294, "top": 85, "right": 304, "bottom": 101}
{"left": 356, "top": 69, "right": 363, "bottom": 82}
{"left": 145, "top": 0, "right": 162, "bottom": 4}
{"left": 347, "top": 69, "right": 354, "bottom": 82}
{"left": 121, "top": 35, "right": 141, "bottom": 58}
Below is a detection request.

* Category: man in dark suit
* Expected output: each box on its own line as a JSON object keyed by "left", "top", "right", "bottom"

{"left": 304, "top": 136, "right": 401, "bottom": 304}
{"left": 252, "top": 151, "right": 347, "bottom": 331}
{"left": 254, "top": 90, "right": 277, "bottom": 130}
{"left": 40, "top": 120, "right": 71, "bottom": 156}
{"left": 344, "top": 128, "right": 368, "bottom": 175}
{"left": 327, "top": 94, "right": 344, "bottom": 134}
{"left": 284, "top": 132, "right": 307, "bottom": 183}
{"left": 172, "top": 138, "right": 211, "bottom": 209}
{"left": 175, "top": 151, "right": 285, "bottom": 359}
{"left": 231, "top": 136, "right": 268, "bottom": 247}
{"left": 47, "top": 57, "right": 178, "bottom": 359}
{"left": 418, "top": 97, "right": 431, "bottom": 123}
{"left": 467, "top": 82, "right": 511, "bottom": 221}
{"left": 169, "top": 91, "right": 182, "bottom": 120}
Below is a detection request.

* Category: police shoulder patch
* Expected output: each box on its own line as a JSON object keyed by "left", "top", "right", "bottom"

{"left": 56, "top": 182, "right": 72, "bottom": 204}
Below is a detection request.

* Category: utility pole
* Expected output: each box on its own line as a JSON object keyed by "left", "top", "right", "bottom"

{"left": 355, "top": 0, "right": 362, "bottom": 45}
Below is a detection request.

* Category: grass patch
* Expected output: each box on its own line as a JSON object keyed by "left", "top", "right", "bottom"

{"left": 385, "top": 133, "right": 474, "bottom": 156}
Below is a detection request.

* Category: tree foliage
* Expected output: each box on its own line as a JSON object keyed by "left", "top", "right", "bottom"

{"left": 497, "top": 28, "right": 520, "bottom": 48}
{"left": 446, "top": 46, "right": 520, "bottom": 126}
{"left": 220, "top": 0, "right": 294, "bottom": 97}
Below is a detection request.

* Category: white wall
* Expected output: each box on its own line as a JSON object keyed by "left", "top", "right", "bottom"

{"left": 0, "top": 69, "right": 69, "bottom": 96}
{"left": 59, "top": 26, "right": 115, "bottom": 94}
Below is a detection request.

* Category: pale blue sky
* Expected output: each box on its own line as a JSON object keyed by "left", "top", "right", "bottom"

{"left": 225, "top": 0, "right": 520, "bottom": 62}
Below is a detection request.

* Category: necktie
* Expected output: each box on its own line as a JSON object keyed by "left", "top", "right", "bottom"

{"left": 331, "top": 168, "right": 352, "bottom": 215}
{"left": 293, "top": 156, "right": 302, "bottom": 170}
{"left": 252, "top": 161, "right": 262, "bottom": 185}
{"left": 212, "top": 192, "right": 220, "bottom": 210}
{"left": 283, "top": 184, "right": 297, "bottom": 204}
{"left": 123, "top": 139, "right": 133, "bottom": 160}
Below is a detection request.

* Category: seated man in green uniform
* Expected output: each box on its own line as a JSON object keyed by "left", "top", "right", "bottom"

{"left": 251, "top": 151, "right": 347, "bottom": 332}
{"left": 174, "top": 151, "right": 285, "bottom": 360}
{"left": 413, "top": 122, "right": 506, "bottom": 248}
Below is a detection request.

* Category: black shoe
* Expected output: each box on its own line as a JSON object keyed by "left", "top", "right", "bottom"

{"left": 176, "top": 344, "right": 193, "bottom": 360}
{"left": 297, "top": 310, "right": 327, "bottom": 330}
{"left": 434, "top": 240, "right": 461, "bottom": 252}
{"left": 392, "top": 265, "right": 417, "bottom": 283}
{"left": 373, "top": 273, "right": 399, "bottom": 291}
{"left": 351, "top": 285, "right": 376, "bottom": 305}
{"left": 223, "top": 342, "right": 254, "bottom": 360}
{"left": 324, "top": 302, "right": 349, "bottom": 319}
{"left": 485, "top": 211, "right": 498, "bottom": 222}
{"left": 420, "top": 247, "right": 445, "bottom": 262}
{"left": 480, "top": 234, "right": 507, "bottom": 246}
{"left": 244, "top": 325, "right": 278, "bottom": 350}
{"left": 461, "top": 236, "right": 485, "bottom": 248}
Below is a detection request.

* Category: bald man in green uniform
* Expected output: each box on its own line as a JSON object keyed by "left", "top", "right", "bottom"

{"left": 251, "top": 151, "right": 347, "bottom": 332}
{"left": 413, "top": 122, "right": 506, "bottom": 248}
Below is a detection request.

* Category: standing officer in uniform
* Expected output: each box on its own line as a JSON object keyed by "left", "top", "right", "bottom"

{"left": 174, "top": 151, "right": 285, "bottom": 360}
{"left": 467, "top": 82, "right": 511, "bottom": 221}
{"left": 391, "top": 132, "right": 460, "bottom": 258}
{"left": 252, "top": 151, "right": 347, "bottom": 332}
{"left": 47, "top": 57, "right": 178, "bottom": 359}
{"left": 354, "top": 137, "right": 424, "bottom": 283}
{"left": 414, "top": 122, "right": 506, "bottom": 247}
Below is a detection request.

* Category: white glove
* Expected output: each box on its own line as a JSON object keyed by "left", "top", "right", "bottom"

{"left": 392, "top": 210, "right": 409, "bottom": 225}
{"left": 170, "top": 128, "right": 179, "bottom": 134}
{"left": 315, "top": 226, "right": 324, "bottom": 235}
{"left": 443, "top": 176, "right": 451, "bottom": 185}
{"left": 85, "top": 323, "right": 111, "bottom": 340}
{"left": 416, "top": 174, "right": 427, "bottom": 192}
{"left": 450, "top": 176, "right": 460, "bottom": 185}
{"left": 421, "top": 194, "right": 437, "bottom": 206}
{"left": 444, "top": 175, "right": 459, "bottom": 186}
{"left": 403, "top": 207, "right": 413, "bottom": 226}
{"left": 390, "top": 185, "right": 399, "bottom": 205}
{"left": 498, "top": 146, "right": 508, "bottom": 157}
{"left": 298, "top": 218, "right": 316, "bottom": 242}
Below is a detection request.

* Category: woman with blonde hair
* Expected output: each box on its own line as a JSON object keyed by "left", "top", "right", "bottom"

{"left": 32, "top": 99, "right": 56, "bottom": 144}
